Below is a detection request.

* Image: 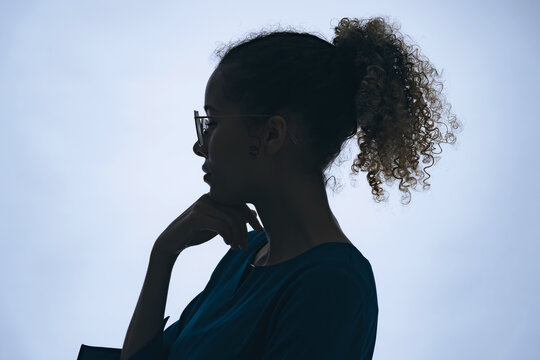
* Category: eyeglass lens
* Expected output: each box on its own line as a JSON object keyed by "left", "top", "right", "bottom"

{"left": 195, "top": 111, "right": 210, "bottom": 146}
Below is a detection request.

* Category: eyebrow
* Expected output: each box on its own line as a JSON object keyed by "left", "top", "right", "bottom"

{"left": 204, "top": 105, "right": 219, "bottom": 114}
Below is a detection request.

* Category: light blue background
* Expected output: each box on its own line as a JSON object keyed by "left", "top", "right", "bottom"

{"left": 1, "top": 1, "right": 538, "bottom": 359}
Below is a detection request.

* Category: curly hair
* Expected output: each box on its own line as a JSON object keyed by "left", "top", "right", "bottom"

{"left": 212, "top": 16, "right": 462, "bottom": 205}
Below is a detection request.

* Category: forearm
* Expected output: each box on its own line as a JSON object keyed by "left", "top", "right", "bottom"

{"left": 120, "top": 246, "right": 179, "bottom": 360}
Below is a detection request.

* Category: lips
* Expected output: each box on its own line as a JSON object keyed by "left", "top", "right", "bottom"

{"left": 202, "top": 165, "right": 211, "bottom": 174}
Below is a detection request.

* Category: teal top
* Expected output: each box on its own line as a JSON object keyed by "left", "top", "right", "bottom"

{"left": 77, "top": 230, "right": 378, "bottom": 360}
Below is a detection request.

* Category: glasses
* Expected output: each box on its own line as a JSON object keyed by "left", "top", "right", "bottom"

{"left": 194, "top": 110, "right": 299, "bottom": 147}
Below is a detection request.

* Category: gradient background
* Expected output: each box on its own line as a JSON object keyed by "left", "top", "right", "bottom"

{"left": 1, "top": 0, "right": 539, "bottom": 359}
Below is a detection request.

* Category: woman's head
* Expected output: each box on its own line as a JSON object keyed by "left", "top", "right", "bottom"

{"left": 194, "top": 16, "right": 462, "bottom": 205}
{"left": 194, "top": 62, "right": 318, "bottom": 206}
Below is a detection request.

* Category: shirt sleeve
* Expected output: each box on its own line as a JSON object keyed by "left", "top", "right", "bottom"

{"left": 77, "top": 316, "right": 171, "bottom": 360}
{"left": 77, "top": 291, "right": 205, "bottom": 360}
{"left": 261, "top": 266, "right": 378, "bottom": 360}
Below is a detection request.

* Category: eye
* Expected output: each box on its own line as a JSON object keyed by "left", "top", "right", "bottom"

{"left": 202, "top": 120, "right": 217, "bottom": 135}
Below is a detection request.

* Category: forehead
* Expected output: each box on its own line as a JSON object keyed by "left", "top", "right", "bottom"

{"left": 204, "top": 67, "right": 221, "bottom": 102}
{"left": 204, "top": 65, "right": 240, "bottom": 115}
{"left": 204, "top": 67, "right": 225, "bottom": 110}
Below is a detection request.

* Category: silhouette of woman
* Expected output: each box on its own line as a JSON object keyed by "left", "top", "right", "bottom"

{"left": 78, "top": 16, "right": 461, "bottom": 360}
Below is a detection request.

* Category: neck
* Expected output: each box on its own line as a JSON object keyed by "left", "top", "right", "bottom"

{"left": 251, "top": 173, "right": 348, "bottom": 266}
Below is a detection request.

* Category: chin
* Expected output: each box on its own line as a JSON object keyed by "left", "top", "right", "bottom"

{"left": 209, "top": 187, "right": 249, "bottom": 207}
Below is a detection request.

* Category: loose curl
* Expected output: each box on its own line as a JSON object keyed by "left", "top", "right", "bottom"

{"left": 334, "top": 17, "right": 461, "bottom": 204}
{"left": 212, "top": 16, "right": 462, "bottom": 205}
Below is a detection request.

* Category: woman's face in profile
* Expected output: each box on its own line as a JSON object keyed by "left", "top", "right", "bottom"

{"left": 193, "top": 65, "right": 261, "bottom": 205}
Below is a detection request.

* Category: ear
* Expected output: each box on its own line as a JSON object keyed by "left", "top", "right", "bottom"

{"left": 264, "top": 115, "right": 288, "bottom": 154}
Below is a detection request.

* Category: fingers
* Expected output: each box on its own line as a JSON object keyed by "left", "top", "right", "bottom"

{"left": 248, "top": 209, "right": 264, "bottom": 233}
{"left": 200, "top": 214, "right": 241, "bottom": 248}
{"left": 196, "top": 195, "right": 264, "bottom": 249}
{"left": 236, "top": 205, "right": 264, "bottom": 234}
{"left": 195, "top": 200, "right": 248, "bottom": 250}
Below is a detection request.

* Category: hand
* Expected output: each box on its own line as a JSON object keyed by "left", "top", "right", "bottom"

{"left": 153, "top": 193, "right": 264, "bottom": 258}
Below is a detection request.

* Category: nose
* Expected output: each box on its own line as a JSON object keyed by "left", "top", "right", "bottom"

{"left": 193, "top": 141, "right": 207, "bottom": 158}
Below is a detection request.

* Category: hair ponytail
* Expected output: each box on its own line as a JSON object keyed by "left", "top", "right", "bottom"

{"left": 333, "top": 17, "right": 462, "bottom": 204}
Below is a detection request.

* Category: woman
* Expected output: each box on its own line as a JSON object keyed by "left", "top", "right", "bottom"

{"left": 78, "top": 16, "right": 460, "bottom": 360}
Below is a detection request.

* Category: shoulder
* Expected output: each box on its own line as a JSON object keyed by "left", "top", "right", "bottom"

{"left": 265, "top": 261, "right": 378, "bottom": 341}
{"left": 276, "top": 260, "right": 376, "bottom": 310}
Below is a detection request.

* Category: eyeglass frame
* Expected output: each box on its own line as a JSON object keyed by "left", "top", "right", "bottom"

{"left": 194, "top": 110, "right": 299, "bottom": 147}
